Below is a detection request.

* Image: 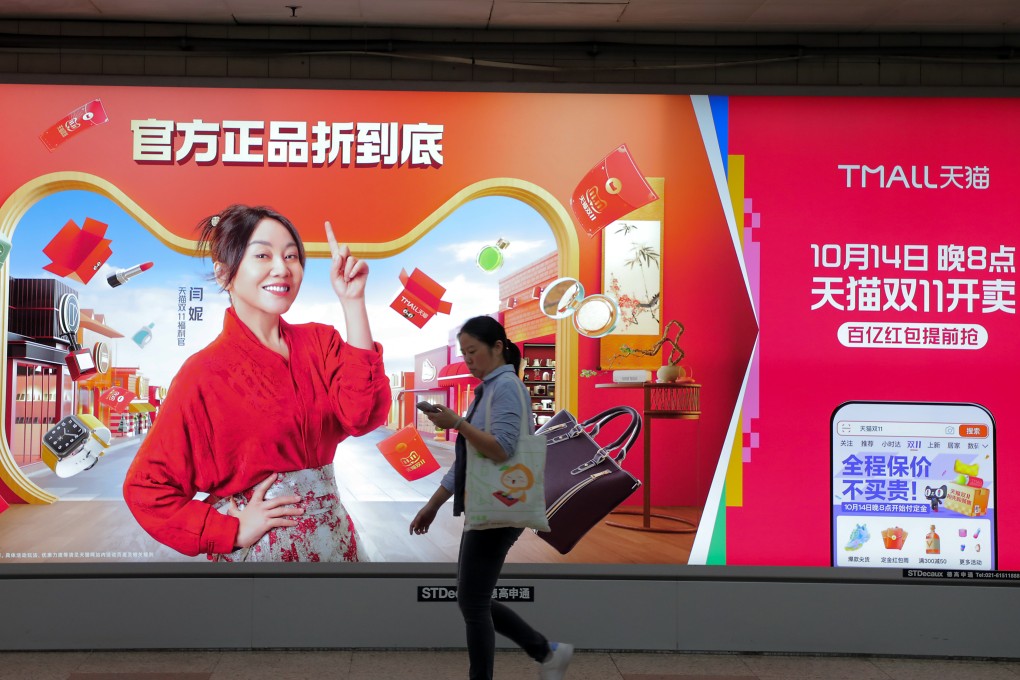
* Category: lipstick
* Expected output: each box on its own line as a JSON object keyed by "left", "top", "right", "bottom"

{"left": 107, "top": 262, "right": 153, "bottom": 288}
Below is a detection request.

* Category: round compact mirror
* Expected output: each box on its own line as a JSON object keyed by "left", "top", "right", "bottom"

{"left": 572, "top": 293, "right": 618, "bottom": 338}
{"left": 538, "top": 277, "right": 619, "bottom": 338}
{"left": 539, "top": 277, "right": 585, "bottom": 319}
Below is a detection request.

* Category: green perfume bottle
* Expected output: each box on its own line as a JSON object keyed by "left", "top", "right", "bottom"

{"left": 476, "top": 239, "right": 509, "bottom": 273}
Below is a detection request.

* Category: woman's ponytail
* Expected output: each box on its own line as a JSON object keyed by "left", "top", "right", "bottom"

{"left": 503, "top": 338, "right": 522, "bottom": 375}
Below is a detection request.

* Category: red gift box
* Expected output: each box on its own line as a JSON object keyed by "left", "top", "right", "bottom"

{"left": 570, "top": 144, "right": 659, "bottom": 237}
{"left": 42, "top": 217, "right": 113, "bottom": 284}
{"left": 99, "top": 386, "right": 138, "bottom": 413}
{"left": 390, "top": 268, "right": 452, "bottom": 329}
{"left": 39, "top": 98, "right": 110, "bottom": 151}
{"left": 376, "top": 425, "right": 440, "bottom": 481}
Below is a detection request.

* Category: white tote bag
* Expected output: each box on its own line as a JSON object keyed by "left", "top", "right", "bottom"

{"left": 464, "top": 375, "right": 550, "bottom": 532}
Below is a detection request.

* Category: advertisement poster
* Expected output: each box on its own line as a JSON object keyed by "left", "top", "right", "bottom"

{"left": 0, "top": 86, "right": 1015, "bottom": 574}
{"left": 728, "top": 97, "right": 1016, "bottom": 571}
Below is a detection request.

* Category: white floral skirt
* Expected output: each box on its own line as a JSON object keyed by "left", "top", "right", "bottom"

{"left": 212, "top": 463, "right": 361, "bottom": 562}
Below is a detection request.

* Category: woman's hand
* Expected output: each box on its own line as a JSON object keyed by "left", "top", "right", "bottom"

{"left": 428, "top": 405, "right": 509, "bottom": 464}
{"left": 425, "top": 405, "right": 462, "bottom": 431}
{"left": 325, "top": 220, "right": 368, "bottom": 302}
{"left": 409, "top": 503, "right": 439, "bottom": 536}
{"left": 226, "top": 473, "right": 305, "bottom": 549}
{"left": 410, "top": 488, "right": 451, "bottom": 536}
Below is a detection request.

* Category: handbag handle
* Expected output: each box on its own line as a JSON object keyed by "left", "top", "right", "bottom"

{"left": 579, "top": 406, "right": 642, "bottom": 462}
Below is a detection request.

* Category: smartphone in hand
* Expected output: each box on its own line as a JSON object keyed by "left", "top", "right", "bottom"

{"left": 416, "top": 401, "right": 441, "bottom": 414}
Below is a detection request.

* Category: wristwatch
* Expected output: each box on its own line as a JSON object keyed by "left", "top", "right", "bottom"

{"left": 41, "top": 413, "right": 112, "bottom": 478}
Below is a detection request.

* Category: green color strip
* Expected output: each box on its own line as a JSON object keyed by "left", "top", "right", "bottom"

{"left": 706, "top": 482, "right": 727, "bottom": 565}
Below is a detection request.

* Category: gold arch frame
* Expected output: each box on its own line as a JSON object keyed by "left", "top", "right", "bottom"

{"left": 0, "top": 172, "right": 580, "bottom": 504}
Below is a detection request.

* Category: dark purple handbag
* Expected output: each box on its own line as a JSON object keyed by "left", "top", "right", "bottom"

{"left": 534, "top": 406, "right": 643, "bottom": 554}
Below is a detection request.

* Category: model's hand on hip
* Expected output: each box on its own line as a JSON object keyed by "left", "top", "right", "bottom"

{"left": 227, "top": 473, "right": 305, "bottom": 549}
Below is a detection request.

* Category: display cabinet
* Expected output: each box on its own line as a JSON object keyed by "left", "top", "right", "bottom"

{"left": 521, "top": 341, "right": 556, "bottom": 426}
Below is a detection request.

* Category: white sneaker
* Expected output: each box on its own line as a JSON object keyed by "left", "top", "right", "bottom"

{"left": 539, "top": 642, "right": 573, "bottom": 680}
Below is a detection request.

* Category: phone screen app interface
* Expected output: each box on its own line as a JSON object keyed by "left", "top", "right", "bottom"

{"left": 832, "top": 402, "right": 995, "bottom": 570}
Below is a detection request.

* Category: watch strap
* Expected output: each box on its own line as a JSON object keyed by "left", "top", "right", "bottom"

{"left": 42, "top": 413, "right": 112, "bottom": 478}
{"left": 76, "top": 412, "right": 112, "bottom": 448}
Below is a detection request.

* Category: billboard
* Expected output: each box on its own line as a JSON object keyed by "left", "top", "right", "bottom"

{"left": 0, "top": 85, "right": 1014, "bottom": 574}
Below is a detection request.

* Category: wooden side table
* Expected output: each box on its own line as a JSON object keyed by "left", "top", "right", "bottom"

{"left": 595, "top": 381, "right": 701, "bottom": 533}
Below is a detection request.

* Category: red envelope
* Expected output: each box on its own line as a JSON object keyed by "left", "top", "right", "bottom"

{"left": 376, "top": 426, "right": 441, "bottom": 481}
{"left": 0, "top": 494, "right": 9, "bottom": 516}
{"left": 42, "top": 217, "right": 113, "bottom": 284}
{"left": 570, "top": 144, "right": 659, "bottom": 237}
{"left": 99, "top": 386, "right": 138, "bottom": 413}
{"left": 39, "top": 99, "right": 110, "bottom": 151}
{"left": 390, "top": 268, "right": 453, "bottom": 328}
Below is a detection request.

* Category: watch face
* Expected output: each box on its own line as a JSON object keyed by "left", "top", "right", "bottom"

{"left": 43, "top": 416, "right": 89, "bottom": 458}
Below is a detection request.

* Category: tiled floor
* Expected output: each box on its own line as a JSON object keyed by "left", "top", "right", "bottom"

{"left": 2, "top": 428, "right": 694, "bottom": 564}
{"left": 3, "top": 649, "right": 1020, "bottom": 680}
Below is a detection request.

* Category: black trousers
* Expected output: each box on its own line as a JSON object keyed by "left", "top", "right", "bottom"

{"left": 457, "top": 527, "right": 550, "bottom": 680}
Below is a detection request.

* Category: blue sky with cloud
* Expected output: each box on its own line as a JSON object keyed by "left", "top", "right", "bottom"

{"left": 11, "top": 190, "right": 555, "bottom": 386}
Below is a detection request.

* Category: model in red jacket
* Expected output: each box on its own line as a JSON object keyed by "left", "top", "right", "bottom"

{"left": 123, "top": 205, "right": 390, "bottom": 560}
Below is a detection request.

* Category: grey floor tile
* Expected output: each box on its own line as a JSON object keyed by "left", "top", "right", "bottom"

{"left": 0, "top": 671, "right": 85, "bottom": 680}
{"left": 490, "top": 650, "right": 625, "bottom": 679}
{"left": 346, "top": 648, "right": 611, "bottom": 679}
{"left": 68, "top": 674, "right": 211, "bottom": 680}
{"left": 0, "top": 668, "right": 81, "bottom": 676}
{"left": 621, "top": 676, "right": 757, "bottom": 680}
{"left": 611, "top": 652, "right": 756, "bottom": 676}
{"left": 871, "top": 657, "right": 1020, "bottom": 680}
{"left": 211, "top": 650, "right": 353, "bottom": 679}
{"left": 739, "top": 654, "right": 891, "bottom": 679}
{"left": 557, "top": 651, "right": 626, "bottom": 679}
{"left": 349, "top": 650, "right": 467, "bottom": 679}
{"left": 0, "top": 651, "right": 91, "bottom": 680}
{"left": 76, "top": 650, "right": 222, "bottom": 673}
{"left": 5, "top": 649, "right": 1020, "bottom": 680}
{"left": 753, "top": 676, "right": 877, "bottom": 680}
{"left": 492, "top": 649, "right": 542, "bottom": 676}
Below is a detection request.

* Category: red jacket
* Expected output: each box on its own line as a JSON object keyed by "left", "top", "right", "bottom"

{"left": 123, "top": 308, "right": 391, "bottom": 557}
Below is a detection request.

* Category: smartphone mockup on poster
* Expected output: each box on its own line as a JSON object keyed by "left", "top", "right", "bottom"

{"left": 831, "top": 401, "right": 995, "bottom": 571}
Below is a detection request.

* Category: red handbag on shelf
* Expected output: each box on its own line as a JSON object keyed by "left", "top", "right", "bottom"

{"left": 535, "top": 406, "right": 643, "bottom": 554}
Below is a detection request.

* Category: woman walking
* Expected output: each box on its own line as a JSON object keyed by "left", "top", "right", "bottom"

{"left": 411, "top": 315, "right": 572, "bottom": 679}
